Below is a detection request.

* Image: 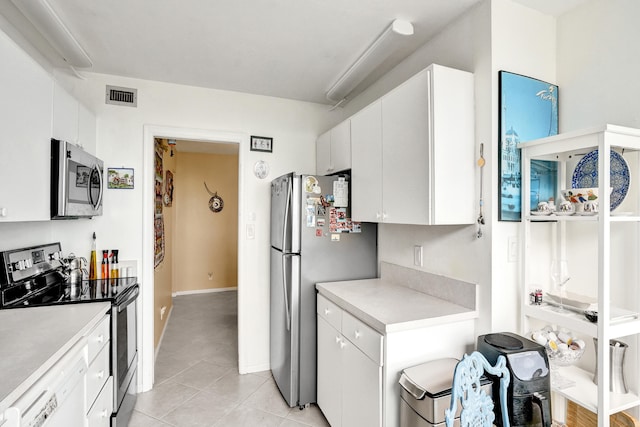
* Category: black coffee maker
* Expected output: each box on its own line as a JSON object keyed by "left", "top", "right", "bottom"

{"left": 477, "top": 332, "right": 552, "bottom": 427}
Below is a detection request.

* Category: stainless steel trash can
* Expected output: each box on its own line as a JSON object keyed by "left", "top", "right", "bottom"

{"left": 399, "top": 358, "right": 491, "bottom": 427}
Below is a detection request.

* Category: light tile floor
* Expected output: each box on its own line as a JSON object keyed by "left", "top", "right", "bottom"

{"left": 129, "top": 291, "right": 330, "bottom": 427}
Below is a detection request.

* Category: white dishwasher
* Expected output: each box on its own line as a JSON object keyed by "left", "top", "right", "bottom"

{"left": 3, "top": 340, "right": 87, "bottom": 427}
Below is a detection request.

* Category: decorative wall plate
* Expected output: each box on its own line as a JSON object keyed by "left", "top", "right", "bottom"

{"left": 572, "top": 150, "right": 629, "bottom": 210}
{"left": 209, "top": 194, "right": 224, "bottom": 212}
{"left": 253, "top": 160, "right": 269, "bottom": 179}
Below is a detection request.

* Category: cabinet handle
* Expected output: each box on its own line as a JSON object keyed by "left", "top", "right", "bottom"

{"left": 324, "top": 308, "right": 330, "bottom": 316}
{"left": 97, "top": 370, "right": 105, "bottom": 379}
{"left": 354, "top": 330, "right": 361, "bottom": 339}
{"left": 376, "top": 212, "right": 381, "bottom": 219}
{"left": 339, "top": 339, "right": 346, "bottom": 349}
{"left": 382, "top": 212, "right": 388, "bottom": 219}
{"left": 335, "top": 336, "right": 341, "bottom": 344}
{"left": 96, "top": 334, "right": 104, "bottom": 343}
{"left": 100, "top": 409, "right": 109, "bottom": 418}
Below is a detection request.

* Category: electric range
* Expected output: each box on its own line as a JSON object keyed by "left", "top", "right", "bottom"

{"left": 0, "top": 242, "right": 139, "bottom": 427}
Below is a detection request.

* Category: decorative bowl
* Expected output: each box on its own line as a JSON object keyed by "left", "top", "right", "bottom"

{"left": 530, "top": 328, "right": 586, "bottom": 367}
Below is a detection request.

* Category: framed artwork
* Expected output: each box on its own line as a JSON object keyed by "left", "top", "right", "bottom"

{"left": 107, "top": 168, "right": 134, "bottom": 189}
{"left": 250, "top": 135, "right": 273, "bottom": 152}
{"left": 164, "top": 170, "right": 174, "bottom": 206}
{"left": 499, "top": 71, "right": 559, "bottom": 221}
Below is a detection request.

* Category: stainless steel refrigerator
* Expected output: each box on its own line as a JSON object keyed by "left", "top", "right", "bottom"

{"left": 270, "top": 172, "right": 377, "bottom": 408}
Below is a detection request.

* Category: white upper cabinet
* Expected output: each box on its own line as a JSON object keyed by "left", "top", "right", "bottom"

{"left": 351, "top": 64, "right": 475, "bottom": 225}
{"left": 316, "top": 119, "right": 351, "bottom": 175}
{"left": 351, "top": 101, "right": 383, "bottom": 222}
{"left": 0, "top": 31, "right": 53, "bottom": 222}
{"left": 53, "top": 83, "right": 97, "bottom": 153}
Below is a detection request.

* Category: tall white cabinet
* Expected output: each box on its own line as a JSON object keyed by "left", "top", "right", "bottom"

{"left": 350, "top": 64, "right": 475, "bottom": 225}
{"left": 0, "top": 30, "right": 53, "bottom": 222}
{"left": 519, "top": 125, "right": 640, "bottom": 426}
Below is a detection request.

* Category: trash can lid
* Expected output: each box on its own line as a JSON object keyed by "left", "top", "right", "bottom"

{"left": 399, "top": 358, "right": 459, "bottom": 400}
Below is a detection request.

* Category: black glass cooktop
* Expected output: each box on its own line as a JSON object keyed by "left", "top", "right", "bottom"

{"left": 1, "top": 276, "right": 138, "bottom": 309}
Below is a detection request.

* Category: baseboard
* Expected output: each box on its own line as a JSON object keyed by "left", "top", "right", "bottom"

{"left": 155, "top": 305, "right": 174, "bottom": 359}
{"left": 172, "top": 286, "right": 237, "bottom": 297}
{"left": 239, "top": 362, "right": 271, "bottom": 375}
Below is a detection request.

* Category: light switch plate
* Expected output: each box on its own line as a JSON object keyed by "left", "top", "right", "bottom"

{"left": 246, "top": 224, "right": 255, "bottom": 239}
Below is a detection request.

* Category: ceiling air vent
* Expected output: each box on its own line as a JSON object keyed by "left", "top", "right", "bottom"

{"left": 106, "top": 85, "right": 137, "bottom": 107}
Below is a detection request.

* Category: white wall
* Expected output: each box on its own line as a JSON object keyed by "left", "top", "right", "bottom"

{"left": 490, "top": 0, "right": 556, "bottom": 332}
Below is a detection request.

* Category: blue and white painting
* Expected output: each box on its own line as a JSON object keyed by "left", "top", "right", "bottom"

{"left": 499, "top": 71, "right": 559, "bottom": 221}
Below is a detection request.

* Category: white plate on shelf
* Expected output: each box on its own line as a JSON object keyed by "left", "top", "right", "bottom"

{"left": 546, "top": 291, "right": 597, "bottom": 311}
{"left": 574, "top": 211, "right": 598, "bottom": 216}
{"left": 554, "top": 211, "right": 575, "bottom": 216}
{"left": 531, "top": 211, "right": 552, "bottom": 216}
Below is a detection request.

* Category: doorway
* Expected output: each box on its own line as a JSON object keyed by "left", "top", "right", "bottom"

{"left": 142, "top": 125, "right": 248, "bottom": 392}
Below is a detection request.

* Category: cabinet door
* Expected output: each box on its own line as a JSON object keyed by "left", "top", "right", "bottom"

{"left": 53, "top": 83, "right": 79, "bottom": 143}
{"left": 317, "top": 316, "right": 342, "bottom": 427}
{"left": 430, "top": 65, "right": 475, "bottom": 224}
{"left": 381, "top": 70, "right": 430, "bottom": 225}
{"left": 342, "top": 340, "right": 382, "bottom": 427}
{"left": 316, "top": 130, "right": 332, "bottom": 175}
{"left": 351, "top": 101, "right": 383, "bottom": 222}
{"left": 87, "top": 376, "right": 113, "bottom": 427}
{"left": 0, "top": 31, "right": 53, "bottom": 222}
{"left": 330, "top": 120, "right": 351, "bottom": 173}
{"left": 78, "top": 102, "right": 97, "bottom": 154}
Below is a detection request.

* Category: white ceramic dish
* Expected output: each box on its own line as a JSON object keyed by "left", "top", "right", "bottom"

{"left": 546, "top": 291, "right": 597, "bottom": 311}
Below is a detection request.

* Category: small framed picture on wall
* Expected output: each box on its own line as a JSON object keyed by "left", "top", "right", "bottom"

{"left": 250, "top": 135, "right": 273, "bottom": 153}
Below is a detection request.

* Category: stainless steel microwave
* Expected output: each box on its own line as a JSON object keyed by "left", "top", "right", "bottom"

{"left": 51, "top": 139, "right": 104, "bottom": 219}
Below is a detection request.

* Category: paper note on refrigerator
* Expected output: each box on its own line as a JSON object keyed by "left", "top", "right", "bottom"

{"left": 333, "top": 178, "right": 348, "bottom": 207}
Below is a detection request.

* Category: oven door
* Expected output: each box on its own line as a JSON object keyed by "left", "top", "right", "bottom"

{"left": 112, "top": 285, "right": 138, "bottom": 412}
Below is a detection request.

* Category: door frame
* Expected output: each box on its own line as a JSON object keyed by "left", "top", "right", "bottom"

{"left": 141, "top": 125, "right": 247, "bottom": 391}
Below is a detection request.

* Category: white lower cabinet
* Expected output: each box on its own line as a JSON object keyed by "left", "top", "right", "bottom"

{"left": 86, "top": 377, "right": 113, "bottom": 427}
{"left": 84, "top": 315, "right": 112, "bottom": 426}
{"left": 317, "top": 295, "right": 382, "bottom": 427}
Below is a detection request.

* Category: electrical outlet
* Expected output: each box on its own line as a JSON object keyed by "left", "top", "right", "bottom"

{"left": 414, "top": 245, "right": 423, "bottom": 267}
{"left": 160, "top": 306, "right": 167, "bottom": 320}
{"left": 208, "top": 272, "right": 213, "bottom": 280}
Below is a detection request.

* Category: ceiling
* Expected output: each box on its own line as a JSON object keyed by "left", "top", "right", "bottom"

{"left": 3, "top": 0, "right": 587, "bottom": 106}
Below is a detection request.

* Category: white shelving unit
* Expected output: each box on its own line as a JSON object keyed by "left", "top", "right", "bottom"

{"left": 519, "top": 125, "right": 640, "bottom": 426}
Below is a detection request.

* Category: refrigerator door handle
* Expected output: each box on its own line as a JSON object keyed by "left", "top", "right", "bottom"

{"left": 282, "top": 177, "right": 292, "bottom": 253}
{"left": 281, "top": 253, "right": 292, "bottom": 331}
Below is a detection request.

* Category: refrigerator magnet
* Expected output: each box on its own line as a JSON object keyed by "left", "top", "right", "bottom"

{"left": 304, "top": 176, "right": 318, "bottom": 193}
{"left": 333, "top": 178, "right": 349, "bottom": 207}
{"left": 331, "top": 234, "right": 340, "bottom": 242}
{"left": 306, "top": 215, "right": 316, "bottom": 227}
{"left": 315, "top": 229, "right": 323, "bottom": 237}
{"left": 317, "top": 218, "right": 325, "bottom": 227}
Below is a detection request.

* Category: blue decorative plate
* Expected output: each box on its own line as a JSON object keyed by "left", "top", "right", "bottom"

{"left": 572, "top": 150, "right": 630, "bottom": 210}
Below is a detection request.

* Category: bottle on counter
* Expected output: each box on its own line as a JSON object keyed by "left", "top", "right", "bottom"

{"left": 101, "top": 250, "right": 109, "bottom": 280}
{"left": 89, "top": 232, "right": 97, "bottom": 280}
{"left": 110, "top": 250, "right": 119, "bottom": 284}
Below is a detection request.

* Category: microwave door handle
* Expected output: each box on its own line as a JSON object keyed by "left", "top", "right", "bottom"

{"left": 89, "top": 164, "right": 103, "bottom": 209}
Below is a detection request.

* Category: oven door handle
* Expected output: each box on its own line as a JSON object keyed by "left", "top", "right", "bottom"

{"left": 118, "top": 285, "right": 139, "bottom": 312}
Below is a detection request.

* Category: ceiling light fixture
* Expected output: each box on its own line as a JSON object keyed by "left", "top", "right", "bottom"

{"left": 326, "top": 19, "right": 413, "bottom": 104}
{"left": 10, "top": 0, "right": 92, "bottom": 68}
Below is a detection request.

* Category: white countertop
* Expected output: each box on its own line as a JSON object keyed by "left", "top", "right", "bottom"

{"left": 317, "top": 278, "right": 478, "bottom": 334}
{"left": 0, "top": 302, "right": 111, "bottom": 412}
